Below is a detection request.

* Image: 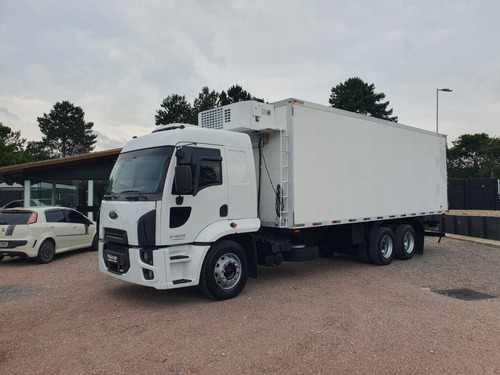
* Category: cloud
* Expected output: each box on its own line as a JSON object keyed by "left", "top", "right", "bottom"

{"left": 0, "top": 0, "right": 499, "bottom": 149}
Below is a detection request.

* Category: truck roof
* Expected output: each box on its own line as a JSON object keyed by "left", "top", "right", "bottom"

{"left": 122, "top": 124, "right": 252, "bottom": 153}
{"left": 273, "top": 98, "right": 446, "bottom": 138}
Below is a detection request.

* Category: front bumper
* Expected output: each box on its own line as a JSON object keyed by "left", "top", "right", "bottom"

{"left": 98, "top": 241, "right": 210, "bottom": 290}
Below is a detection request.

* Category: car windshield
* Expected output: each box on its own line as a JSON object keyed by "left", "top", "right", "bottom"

{"left": 107, "top": 146, "right": 174, "bottom": 197}
{"left": 0, "top": 211, "right": 33, "bottom": 225}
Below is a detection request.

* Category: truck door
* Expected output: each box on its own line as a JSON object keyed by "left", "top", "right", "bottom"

{"left": 161, "top": 145, "right": 227, "bottom": 245}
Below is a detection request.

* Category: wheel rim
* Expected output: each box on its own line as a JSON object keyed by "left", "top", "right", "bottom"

{"left": 214, "top": 253, "right": 241, "bottom": 290}
{"left": 403, "top": 232, "right": 415, "bottom": 254}
{"left": 380, "top": 234, "right": 393, "bottom": 259}
{"left": 40, "top": 242, "right": 54, "bottom": 261}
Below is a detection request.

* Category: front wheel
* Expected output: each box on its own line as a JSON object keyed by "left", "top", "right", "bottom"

{"left": 199, "top": 241, "right": 248, "bottom": 301}
{"left": 369, "top": 227, "right": 394, "bottom": 266}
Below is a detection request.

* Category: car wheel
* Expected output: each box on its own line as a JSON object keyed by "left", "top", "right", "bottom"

{"left": 394, "top": 224, "right": 416, "bottom": 260}
{"left": 368, "top": 226, "right": 395, "bottom": 266}
{"left": 90, "top": 233, "right": 98, "bottom": 251}
{"left": 36, "top": 240, "right": 55, "bottom": 264}
{"left": 199, "top": 241, "right": 248, "bottom": 301}
{"left": 0, "top": 255, "right": 4, "bottom": 262}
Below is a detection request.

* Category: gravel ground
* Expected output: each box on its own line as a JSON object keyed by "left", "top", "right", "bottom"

{"left": 1, "top": 237, "right": 499, "bottom": 375}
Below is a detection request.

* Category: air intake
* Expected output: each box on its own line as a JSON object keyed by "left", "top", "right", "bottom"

{"left": 200, "top": 107, "right": 229, "bottom": 129}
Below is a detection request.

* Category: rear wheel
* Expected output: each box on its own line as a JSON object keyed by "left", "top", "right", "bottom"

{"left": 199, "top": 241, "right": 248, "bottom": 301}
{"left": 36, "top": 240, "right": 55, "bottom": 264}
{"left": 394, "top": 224, "right": 416, "bottom": 260}
{"left": 369, "top": 226, "right": 394, "bottom": 266}
{"left": 0, "top": 255, "right": 4, "bottom": 262}
{"left": 90, "top": 233, "right": 98, "bottom": 251}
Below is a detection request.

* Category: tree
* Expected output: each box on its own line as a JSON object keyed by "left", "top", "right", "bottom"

{"left": 192, "top": 87, "right": 220, "bottom": 124}
{"left": 25, "top": 140, "right": 53, "bottom": 161}
{"left": 218, "top": 84, "right": 252, "bottom": 106}
{"left": 156, "top": 85, "right": 257, "bottom": 127}
{"left": 155, "top": 94, "right": 194, "bottom": 125}
{"left": 0, "top": 123, "right": 34, "bottom": 166}
{"left": 329, "top": 77, "right": 398, "bottom": 122}
{"left": 0, "top": 123, "right": 34, "bottom": 182}
{"left": 447, "top": 133, "right": 500, "bottom": 178}
{"left": 36, "top": 101, "right": 97, "bottom": 158}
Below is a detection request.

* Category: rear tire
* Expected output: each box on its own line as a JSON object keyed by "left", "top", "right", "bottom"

{"left": 36, "top": 240, "right": 55, "bottom": 264}
{"left": 369, "top": 227, "right": 394, "bottom": 266}
{"left": 394, "top": 225, "right": 416, "bottom": 260}
{"left": 199, "top": 241, "right": 248, "bottom": 301}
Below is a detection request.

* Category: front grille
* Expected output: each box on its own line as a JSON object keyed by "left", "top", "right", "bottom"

{"left": 103, "top": 228, "right": 130, "bottom": 274}
{"left": 103, "top": 241, "right": 130, "bottom": 274}
{"left": 104, "top": 228, "right": 128, "bottom": 244}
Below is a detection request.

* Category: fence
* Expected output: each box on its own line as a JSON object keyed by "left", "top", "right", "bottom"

{"left": 448, "top": 178, "right": 499, "bottom": 210}
{"left": 444, "top": 215, "right": 500, "bottom": 241}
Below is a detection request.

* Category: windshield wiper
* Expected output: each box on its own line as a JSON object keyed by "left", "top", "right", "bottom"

{"left": 103, "top": 192, "right": 119, "bottom": 201}
{"left": 120, "top": 190, "right": 149, "bottom": 201}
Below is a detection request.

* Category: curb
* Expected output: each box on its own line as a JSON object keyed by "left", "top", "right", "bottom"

{"left": 445, "top": 233, "right": 500, "bottom": 248}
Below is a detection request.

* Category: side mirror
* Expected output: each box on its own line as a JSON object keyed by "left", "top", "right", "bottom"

{"left": 175, "top": 165, "right": 193, "bottom": 195}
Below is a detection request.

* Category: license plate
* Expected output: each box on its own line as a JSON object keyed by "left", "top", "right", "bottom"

{"left": 106, "top": 253, "right": 119, "bottom": 264}
{"left": 0, "top": 241, "right": 9, "bottom": 248}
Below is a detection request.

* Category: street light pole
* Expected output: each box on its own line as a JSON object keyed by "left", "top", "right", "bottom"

{"left": 436, "top": 88, "right": 452, "bottom": 133}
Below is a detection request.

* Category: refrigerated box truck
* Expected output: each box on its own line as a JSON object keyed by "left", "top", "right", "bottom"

{"left": 98, "top": 98, "right": 447, "bottom": 300}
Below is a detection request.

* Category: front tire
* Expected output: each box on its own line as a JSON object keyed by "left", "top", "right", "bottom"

{"left": 199, "top": 241, "right": 248, "bottom": 301}
{"left": 369, "top": 227, "right": 394, "bottom": 266}
{"left": 36, "top": 240, "right": 55, "bottom": 264}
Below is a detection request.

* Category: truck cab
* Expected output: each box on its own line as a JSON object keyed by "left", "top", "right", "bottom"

{"left": 98, "top": 124, "right": 260, "bottom": 300}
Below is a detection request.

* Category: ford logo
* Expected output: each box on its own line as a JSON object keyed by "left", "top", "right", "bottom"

{"left": 109, "top": 210, "right": 118, "bottom": 219}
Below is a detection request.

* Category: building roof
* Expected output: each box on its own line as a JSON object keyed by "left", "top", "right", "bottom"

{"left": 0, "top": 148, "right": 122, "bottom": 181}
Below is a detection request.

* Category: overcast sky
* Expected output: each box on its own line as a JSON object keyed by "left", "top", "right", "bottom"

{"left": 1, "top": 0, "right": 499, "bottom": 151}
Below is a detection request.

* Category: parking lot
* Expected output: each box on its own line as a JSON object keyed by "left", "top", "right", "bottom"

{"left": 1, "top": 236, "right": 499, "bottom": 374}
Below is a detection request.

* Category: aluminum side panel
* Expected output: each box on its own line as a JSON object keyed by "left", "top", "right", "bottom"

{"left": 289, "top": 104, "right": 447, "bottom": 225}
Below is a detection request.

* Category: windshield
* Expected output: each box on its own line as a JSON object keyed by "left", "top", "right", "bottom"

{"left": 107, "top": 146, "right": 174, "bottom": 198}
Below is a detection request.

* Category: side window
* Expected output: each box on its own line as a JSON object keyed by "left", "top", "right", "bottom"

{"left": 45, "top": 209, "right": 66, "bottom": 223}
{"left": 172, "top": 146, "right": 222, "bottom": 195}
{"left": 198, "top": 159, "right": 222, "bottom": 190}
{"left": 65, "top": 210, "right": 88, "bottom": 224}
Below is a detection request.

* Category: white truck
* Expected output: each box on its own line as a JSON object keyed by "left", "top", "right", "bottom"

{"left": 98, "top": 98, "right": 447, "bottom": 300}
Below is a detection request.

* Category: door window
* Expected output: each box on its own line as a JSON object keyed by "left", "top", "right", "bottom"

{"left": 45, "top": 209, "right": 66, "bottom": 223}
{"left": 198, "top": 159, "right": 222, "bottom": 190}
{"left": 172, "top": 146, "right": 222, "bottom": 195}
{"left": 65, "top": 209, "right": 89, "bottom": 224}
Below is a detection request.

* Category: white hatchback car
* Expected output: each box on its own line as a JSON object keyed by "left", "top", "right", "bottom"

{"left": 0, "top": 207, "right": 97, "bottom": 263}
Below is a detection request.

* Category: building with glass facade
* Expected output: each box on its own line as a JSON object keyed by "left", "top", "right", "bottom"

{"left": 0, "top": 149, "right": 121, "bottom": 220}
